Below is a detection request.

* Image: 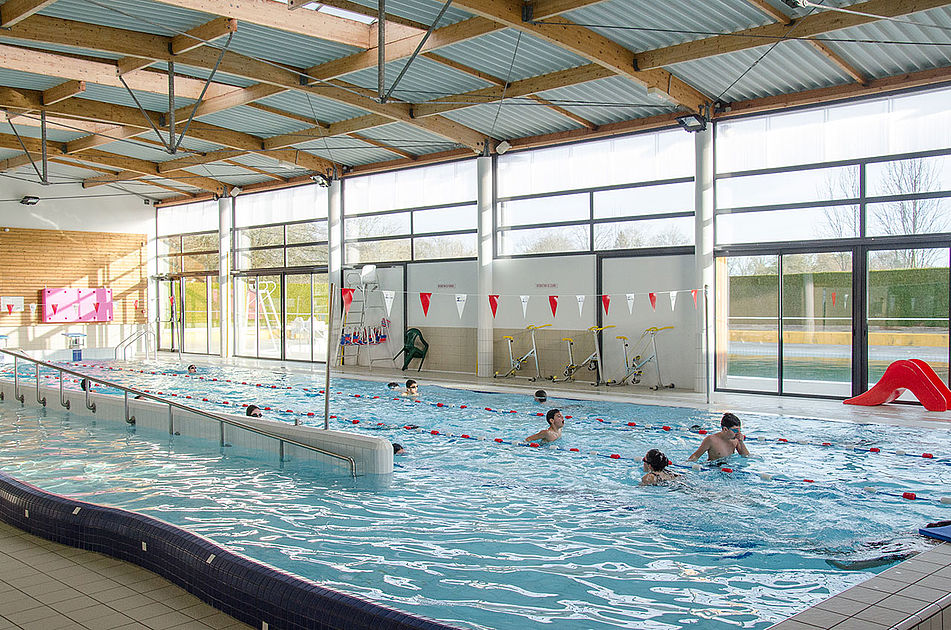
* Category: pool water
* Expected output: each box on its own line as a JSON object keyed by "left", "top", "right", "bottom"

{"left": 1, "top": 360, "right": 949, "bottom": 630}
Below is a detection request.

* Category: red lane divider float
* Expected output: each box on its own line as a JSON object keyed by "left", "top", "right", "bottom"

{"left": 46, "top": 363, "right": 951, "bottom": 465}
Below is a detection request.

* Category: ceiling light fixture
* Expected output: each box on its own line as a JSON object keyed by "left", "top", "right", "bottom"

{"left": 19, "top": 196, "right": 39, "bottom": 205}
{"left": 676, "top": 113, "right": 707, "bottom": 133}
{"left": 496, "top": 140, "right": 512, "bottom": 155}
{"left": 311, "top": 173, "right": 331, "bottom": 188}
{"left": 230, "top": 186, "right": 242, "bottom": 197}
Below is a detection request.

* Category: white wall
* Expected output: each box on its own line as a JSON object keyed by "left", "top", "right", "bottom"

{"left": 407, "top": 260, "right": 477, "bottom": 328}
{"left": 601, "top": 254, "right": 699, "bottom": 390}
{"left": 493, "top": 255, "right": 596, "bottom": 329}
{"left": 0, "top": 179, "right": 156, "bottom": 353}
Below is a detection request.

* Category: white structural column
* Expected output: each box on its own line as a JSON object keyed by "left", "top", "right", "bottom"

{"left": 218, "top": 196, "right": 232, "bottom": 358}
{"left": 694, "top": 127, "right": 715, "bottom": 395}
{"left": 328, "top": 179, "right": 343, "bottom": 286}
{"left": 476, "top": 156, "right": 494, "bottom": 378}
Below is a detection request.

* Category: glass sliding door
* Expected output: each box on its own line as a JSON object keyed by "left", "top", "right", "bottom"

{"left": 313, "top": 274, "right": 329, "bottom": 362}
{"left": 716, "top": 255, "right": 779, "bottom": 392}
{"left": 235, "top": 276, "right": 257, "bottom": 357}
{"left": 183, "top": 277, "right": 209, "bottom": 354}
{"left": 158, "top": 279, "right": 181, "bottom": 352}
{"left": 256, "top": 275, "right": 282, "bottom": 359}
{"left": 285, "top": 274, "right": 312, "bottom": 361}
{"left": 781, "top": 253, "right": 852, "bottom": 396}
{"left": 867, "top": 248, "right": 950, "bottom": 397}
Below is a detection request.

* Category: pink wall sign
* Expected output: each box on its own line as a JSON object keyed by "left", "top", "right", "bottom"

{"left": 42, "top": 288, "right": 113, "bottom": 323}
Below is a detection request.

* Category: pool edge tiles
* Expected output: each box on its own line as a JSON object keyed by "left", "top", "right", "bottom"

{"left": 0, "top": 470, "right": 462, "bottom": 630}
{"left": 0, "top": 376, "right": 393, "bottom": 476}
{"left": 768, "top": 542, "right": 951, "bottom": 630}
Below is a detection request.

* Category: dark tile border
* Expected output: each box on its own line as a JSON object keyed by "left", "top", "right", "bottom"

{"left": 0, "top": 471, "right": 460, "bottom": 630}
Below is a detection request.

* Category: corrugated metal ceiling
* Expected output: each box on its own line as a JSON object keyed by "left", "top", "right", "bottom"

{"left": 339, "top": 55, "right": 492, "bottom": 102}
{"left": 257, "top": 91, "right": 371, "bottom": 124}
{"left": 335, "top": 0, "right": 473, "bottom": 28}
{"left": 443, "top": 101, "right": 581, "bottom": 140}
{"left": 435, "top": 29, "right": 588, "bottom": 81}
{"left": 354, "top": 122, "right": 460, "bottom": 156}
{"left": 197, "top": 105, "right": 314, "bottom": 137}
{"left": 537, "top": 75, "right": 677, "bottom": 126}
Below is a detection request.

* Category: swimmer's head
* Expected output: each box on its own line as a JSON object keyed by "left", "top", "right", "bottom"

{"left": 405, "top": 379, "right": 418, "bottom": 394}
{"left": 187, "top": 364, "right": 197, "bottom": 374}
{"left": 534, "top": 389, "right": 547, "bottom": 403}
{"left": 246, "top": 405, "right": 262, "bottom": 418}
{"left": 80, "top": 378, "right": 90, "bottom": 391}
{"left": 643, "top": 449, "right": 670, "bottom": 472}
{"left": 393, "top": 443, "right": 405, "bottom": 455}
{"left": 721, "top": 413, "right": 741, "bottom": 431}
{"left": 387, "top": 382, "right": 400, "bottom": 389}
{"left": 546, "top": 408, "right": 564, "bottom": 428}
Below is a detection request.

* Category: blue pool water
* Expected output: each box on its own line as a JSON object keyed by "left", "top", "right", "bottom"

{"left": 1, "top": 359, "right": 949, "bottom": 630}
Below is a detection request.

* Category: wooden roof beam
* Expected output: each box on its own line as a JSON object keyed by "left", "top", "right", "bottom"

{"left": 530, "top": 0, "right": 611, "bottom": 20}
{"left": 42, "top": 80, "right": 86, "bottom": 106}
{"left": 171, "top": 17, "right": 237, "bottom": 55}
{"left": 638, "top": 0, "right": 951, "bottom": 70}
{"left": 223, "top": 158, "right": 288, "bottom": 182}
{"left": 346, "top": 132, "right": 415, "bottom": 159}
{"left": 0, "top": 0, "right": 56, "bottom": 28}
{"left": 117, "top": 57, "right": 155, "bottom": 76}
{"left": 745, "top": 0, "right": 794, "bottom": 25}
{"left": 450, "top": 0, "right": 709, "bottom": 112}
{"left": 527, "top": 94, "right": 597, "bottom": 129}
{"left": 144, "top": 0, "right": 371, "bottom": 48}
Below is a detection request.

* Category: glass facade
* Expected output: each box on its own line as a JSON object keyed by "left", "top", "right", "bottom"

{"left": 715, "top": 86, "right": 951, "bottom": 396}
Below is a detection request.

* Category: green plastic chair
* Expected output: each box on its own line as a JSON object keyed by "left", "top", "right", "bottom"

{"left": 394, "top": 328, "right": 429, "bottom": 371}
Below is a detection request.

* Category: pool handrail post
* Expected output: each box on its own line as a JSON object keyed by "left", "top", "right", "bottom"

{"left": 124, "top": 391, "right": 134, "bottom": 425}
{"left": 59, "top": 372, "right": 70, "bottom": 409}
{"left": 0, "top": 348, "right": 357, "bottom": 477}
{"left": 35, "top": 364, "right": 46, "bottom": 406}
{"left": 704, "top": 284, "right": 711, "bottom": 406}
{"left": 324, "top": 282, "right": 335, "bottom": 431}
{"left": 168, "top": 403, "right": 174, "bottom": 434}
{"left": 14, "top": 356, "right": 24, "bottom": 403}
{"left": 84, "top": 379, "right": 96, "bottom": 413}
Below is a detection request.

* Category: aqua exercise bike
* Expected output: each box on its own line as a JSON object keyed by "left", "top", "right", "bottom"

{"left": 550, "top": 325, "right": 613, "bottom": 386}
{"left": 495, "top": 324, "right": 550, "bottom": 381}
{"left": 606, "top": 326, "right": 675, "bottom": 390}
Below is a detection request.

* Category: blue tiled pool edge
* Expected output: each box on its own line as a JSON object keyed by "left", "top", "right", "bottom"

{"left": 0, "top": 471, "right": 459, "bottom": 630}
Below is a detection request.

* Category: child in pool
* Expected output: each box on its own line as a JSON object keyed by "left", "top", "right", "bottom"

{"left": 688, "top": 412, "right": 749, "bottom": 462}
{"left": 641, "top": 449, "right": 679, "bottom": 486}
{"left": 525, "top": 409, "right": 564, "bottom": 443}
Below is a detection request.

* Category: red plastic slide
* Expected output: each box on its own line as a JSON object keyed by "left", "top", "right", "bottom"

{"left": 844, "top": 359, "right": 950, "bottom": 412}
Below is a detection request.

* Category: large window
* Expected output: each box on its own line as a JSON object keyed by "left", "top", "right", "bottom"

{"left": 715, "top": 86, "right": 951, "bottom": 398}
{"left": 234, "top": 185, "right": 328, "bottom": 271}
{"left": 497, "top": 130, "right": 695, "bottom": 256}
{"left": 343, "top": 160, "right": 477, "bottom": 263}
{"left": 156, "top": 200, "right": 219, "bottom": 275}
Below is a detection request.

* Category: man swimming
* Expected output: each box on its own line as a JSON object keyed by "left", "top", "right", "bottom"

{"left": 402, "top": 379, "right": 419, "bottom": 398}
{"left": 187, "top": 364, "right": 197, "bottom": 374}
{"left": 525, "top": 409, "right": 564, "bottom": 443}
{"left": 688, "top": 412, "right": 749, "bottom": 461}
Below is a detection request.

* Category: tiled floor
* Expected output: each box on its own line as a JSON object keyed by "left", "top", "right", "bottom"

{"left": 768, "top": 542, "right": 951, "bottom": 630}
{"left": 0, "top": 520, "right": 253, "bottom": 630}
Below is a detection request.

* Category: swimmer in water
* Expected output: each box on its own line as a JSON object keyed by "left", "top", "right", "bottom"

{"left": 533, "top": 389, "right": 547, "bottom": 403}
{"left": 640, "top": 449, "right": 680, "bottom": 486}
{"left": 688, "top": 412, "right": 749, "bottom": 462}
{"left": 246, "top": 405, "right": 263, "bottom": 418}
{"left": 402, "top": 379, "right": 419, "bottom": 398}
{"left": 393, "top": 443, "right": 406, "bottom": 455}
{"left": 525, "top": 409, "right": 564, "bottom": 443}
{"left": 387, "top": 382, "right": 400, "bottom": 390}
{"left": 187, "top": 364, "right": 197, "bottom": 374}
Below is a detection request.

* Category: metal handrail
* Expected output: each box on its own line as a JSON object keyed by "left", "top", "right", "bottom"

{"left": 115, "top": 325, "right": 157, "bottom": 361}
{"left": 0, "top": 349, "right": 357, "bottom": 477}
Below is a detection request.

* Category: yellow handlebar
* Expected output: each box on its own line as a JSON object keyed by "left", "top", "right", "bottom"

{"left": 616, "top": 335, "right": 628, "bottom": 341}
{"left": 562, "top": 337, "right": 574, "bottom": 343}
{"left": 528, "top": 324, "right": 552, "bottom": 330}
{"left": 588, "top": 325, "right": 616, "bottom": 332}
{"left": 644, "top": 326, "right": 675, "bottom": 334}
{"left": 502, "top": 336, "right": 514, "bottom": 340}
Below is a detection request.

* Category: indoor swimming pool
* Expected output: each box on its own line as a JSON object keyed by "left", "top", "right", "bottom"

{"left": 1, "top": 359, "right": 949, "bottom": 630}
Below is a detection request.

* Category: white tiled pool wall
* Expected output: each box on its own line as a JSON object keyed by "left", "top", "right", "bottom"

{"left": 0, "top": 377, "right": 393, "bottom": 475}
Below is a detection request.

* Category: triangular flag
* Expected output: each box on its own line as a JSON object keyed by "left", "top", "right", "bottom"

{"left": 94, "top": 302, "right": 100, "bottom": 313}
{"left": 576, "top": 294, "right": 585, "bottom": 317}
{"left": 134, "top": 300, "right": 139, "bottom": 310}
{"left": 420, "top": 292, "right": 432, "bottom": 317}
{"left": 520, "top": 295, "right": 529, "bottom": 319}
{"left": 831, "top": 291, "right": 837, "bottom": 307}
{"left": 669, "top": 291, "right": 677, "bottom": 311}
{"left": 455, "top": 294, "right": 467, "bottom": 319}
{"left": 649, "top": 293, "right": 657, "bottom": 311}
{"left": 382, "top": 290, "right": 394, "bottom": 316}
{"left": 549, "top": 295, "right": 559, "bottom": 317}
{"left": 29, "top": 304, "right": 36, "bottom": 316}
{"left": 691, "top": 289, "right": 698, "bottom": 308}
{"left": 5, "top": 304, "right": 11, "bottom": 315}
{"left": 601, "top": 295, "right": 610, "bottom": 315}
{"left": 51, "top": 304, "right": 58, "bottom": 315}
{"left": 488, "top": 295, "right": 500, "bottom": 318}
{"left": 169, "top": 296, "right": 174, "bottom": 303}
{"left": 626, "top": 293, "right": 635, "bottom": 314}
{"left": 843, "top": 293, "right": 849, "bottom": 308}
{"left": 341, "top": 288, "right": 354, "bottom": 314}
